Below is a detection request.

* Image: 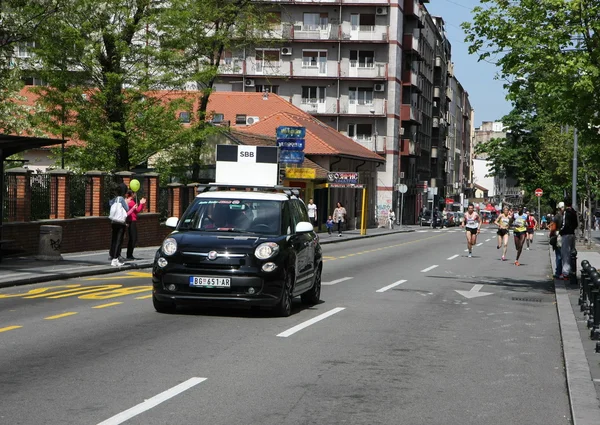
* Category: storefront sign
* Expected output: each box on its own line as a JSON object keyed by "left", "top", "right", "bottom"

{"left": 285, "top": 168, "right": 316, "bottom": 179}
{"left": 280, "top": 150, "right": 304, "bottom": 164}
{"left": 276, "top": 126, "right": 306, "bottom": 139}
{"left": 329, "top": 183, "right": 364, "bottom": 189}
{"left": 327, "top": 172, "right": 359, "bottom": 185}
{"left": 277, "top": 139, "right": 305, "bottom": 151}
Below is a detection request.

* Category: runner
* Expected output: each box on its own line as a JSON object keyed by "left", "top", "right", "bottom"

{"left": 461, "top": 203, "right": 481, "bottom": 257}
{"left": 512, "top": 206, "right": 528, "bottom": 266}
{"left": 495, "top": 206, "right": 511, "bottom": 261}
{"left": 525, "top": 210, "right": 537, "bottom": 250}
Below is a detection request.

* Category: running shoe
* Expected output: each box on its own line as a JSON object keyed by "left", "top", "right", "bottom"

{"left": 497, "top": 245, "right": 500, "bottom": 249}
{"left": 526, "top": 247, "right": 530, "bottom": 250}
{"left": 501, "top": 255, "right": 505, "bottom": 261}
{"left": 514, "top": 261, "right": 520, "bottom": 266}
{"left": 468, "top": 252, "right": 472, "bottom": 258}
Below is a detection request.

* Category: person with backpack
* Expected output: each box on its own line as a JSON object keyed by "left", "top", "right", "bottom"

{"left": 108, "top": 183, "right": 130, "bottom": 267}
{"left": 525, "top": 210, "right": 537, "bottom": 250}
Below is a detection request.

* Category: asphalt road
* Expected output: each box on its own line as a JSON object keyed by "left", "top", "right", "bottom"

{"left": 0, "top": 227, "right": 571, "bottom": 425}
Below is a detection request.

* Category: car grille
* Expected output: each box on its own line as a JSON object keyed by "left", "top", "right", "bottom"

{"left": 184, "top": 263, "right": 241, "bottom": 271}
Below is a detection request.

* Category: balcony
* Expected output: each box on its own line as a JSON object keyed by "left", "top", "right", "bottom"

{"left": 435, "top": 55, "right": 442, "bottom": 68}
{"left": 218, "top": 60, "right": 244, "bottom": 75}
{"left": 446, "top": 87, "right": 453, "bottom": 99}
{"left": 402, "top": 69, "right": 418, "bottom": 86}
{"left": 340, "top": 98, "right": 386, "bottom": 115}
{"left": 340, "top": 23, "right": 389, "bottom": 42}
{"left": 403, "top": 0, "right": 422, "bottom": 18}
{"left": 290, "top": 24, "right": 340, "bottom": 41}
{"left": 292, "top": 60, "right": 338, "bottom": 78}
{"left": 247, "top": 60, "right": 291, "bottom": 77}
{"left": 433, "top": 86, "right": 441, "bottom": 98}
{"left": 400, "top": 138, "right": 418, "bottom": 156}
{"left": 401, "top": 104, "right": 421, "bottom": 123}
{"left": 291, "top": 96, "right": 338, "bottom": 115}
{"left": 353, "top": 135, "right": 386, "bottom": 153}
{"left": 341, "top": 61, "right": 387, "bottom": 79}
{"left": 402, "top": 30, "right": 419, "bottom": 53}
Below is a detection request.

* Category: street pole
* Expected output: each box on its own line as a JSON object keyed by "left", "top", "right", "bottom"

{"left": 572, "top": 128, "right": 578, "bottom": 207}
{"left": 360, "top": 187, "right": 367, "bottom": 236}
{"left": 400, "top": 191, "right": 405, "bottom": 228}
{"left": 537, "top": 196, "right": 541, "bottom": 229}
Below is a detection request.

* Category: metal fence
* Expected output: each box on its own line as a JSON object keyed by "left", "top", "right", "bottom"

{"left": 158, "top": 187, "right": 169, "bottom": 221}
{"left": 30, "top": 173, "right": 51, "bottom": 221}
{"left": 3, "top": 174, "right": 16, "bottom": 222}
{"left": 69, "top": 174, "right": 88, "bottom": 218}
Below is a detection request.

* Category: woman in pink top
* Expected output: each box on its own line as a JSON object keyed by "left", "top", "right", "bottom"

{"left": 125, "top": 189, "right": 146, "bottom": 260}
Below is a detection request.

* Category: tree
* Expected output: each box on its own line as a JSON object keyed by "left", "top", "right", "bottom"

{"left": 153, "top": 0, "right": 277, "bottom": 181}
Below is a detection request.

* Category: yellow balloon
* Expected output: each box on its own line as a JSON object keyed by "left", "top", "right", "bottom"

{"left": 130, "top": 179, "right": 141, "bottom": 192}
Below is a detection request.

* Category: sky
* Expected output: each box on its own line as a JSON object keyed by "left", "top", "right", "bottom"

{"left": 426, "top": 0, "right": 512, "bottom": 127}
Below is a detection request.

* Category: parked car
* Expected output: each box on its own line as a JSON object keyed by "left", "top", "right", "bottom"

{"left": 152, "top": 187, "right": 323, "bottom": 317}
{"left": 419, "top": 210, "right": 443, "bottom": 227}
{"left": 443, "top": 212, "right": 456, "bottom": 227}
{"left": 454, "top": 212, "right": 465, "bottom": 226}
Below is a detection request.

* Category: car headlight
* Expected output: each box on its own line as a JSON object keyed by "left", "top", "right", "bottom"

{"left": 255, "top": 242, "right": 279, "bottom": 260}
{"left": 162, "top": 237, "right": 178, "bottom": 256}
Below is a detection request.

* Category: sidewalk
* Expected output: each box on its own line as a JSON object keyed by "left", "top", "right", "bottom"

{"left": 0, "top": 226, "right": 415, "bottom": 288}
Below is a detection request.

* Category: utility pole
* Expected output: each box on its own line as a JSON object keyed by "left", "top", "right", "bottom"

{"left": 572, "top": 128, "right": 578, "bottom": 207}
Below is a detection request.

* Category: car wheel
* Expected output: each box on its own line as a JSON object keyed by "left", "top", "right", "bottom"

{"left": 153, "top": 294, "right": 176, "bottom": 314}
{"left": 274, "top": 270, "right": 294, "bottom": 317}
{"left": 301, "top": 265, "right": 321, "bottom": 305}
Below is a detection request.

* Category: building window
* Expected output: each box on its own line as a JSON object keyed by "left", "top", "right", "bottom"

{"left": 16, "top": 41, "right": 35, "bottom": 58}
{"left": 349, "top": 87, "right": 373, "bottom": 105}
{"left": 179, "top": 112, "right": 191, "bottom": 123}
{"left": 267, "top": 12, "right": 281, "bottom": 29}
{"left": 303, "top": 12, "right": 328, "bottom": 30}
{"left": 350, "top": 50, "right": 374, "bottom": 68}
{"left": 255, "top": 49, "right": 280, "bottom": 73}
{"left": 301, "top": 86, "right": 326, "bottom": 104}
{"left": 255, "top": 85, "right": 279, "bottom": 94}
{"left": 235, "top": 114, "right": 247, "bottom": 125}
{"left": 350, "top": 14, "right": 375, "bottom": 31}
{"left": 302, "top": 50, "right": 327, "bottom": 73}
{"left": 348, "top": 123, "right": 373, "bottom": 140}
{"left": 22, "top": 76, "right": 45, "bottom": 86}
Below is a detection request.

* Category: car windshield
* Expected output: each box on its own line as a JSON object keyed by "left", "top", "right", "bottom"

{"left": 177, "top": 198, "right": 282, "bottom": 235}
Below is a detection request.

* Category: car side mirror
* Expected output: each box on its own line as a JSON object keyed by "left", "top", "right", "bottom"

{"left": 295, "top": 221, "right": 314, "bottom": 234}
{"left": 165, "top": 217, "right": 179, "bottom": 228}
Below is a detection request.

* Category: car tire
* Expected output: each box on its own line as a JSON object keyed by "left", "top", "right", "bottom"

{"left": 153, "top": 294, "right": 176, "bottom": 314}
{"left": 274, "top": 270, "right": 294, "bottom": 317}
{"left": 301, "top": 265, "right": 321, "bottom": 305}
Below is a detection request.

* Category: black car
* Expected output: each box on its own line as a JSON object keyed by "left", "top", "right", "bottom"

{"left": 152, "top": 188, "right": 322, "bottom": 317}
{"left": 419, "top": 211, "right": 443, "bottom": 227}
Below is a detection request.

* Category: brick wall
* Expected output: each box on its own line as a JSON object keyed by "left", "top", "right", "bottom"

{"left": 2, "top": 213, "right": 172, "bottom": 256}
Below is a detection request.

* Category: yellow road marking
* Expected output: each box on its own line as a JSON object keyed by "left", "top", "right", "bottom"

{"left": 0, "top": 285, "right": 80, "bottom": 299}
{"left": 0, "top": 325, "right": 22, "bottom": 333}
{"left": 45, "top": 312, "right": 78, "bottom": 320}
{"left": 92, "top": 302, "right": 122, "bottom": 309}
{"left": 24, "top": 285, "right": 122, "bottom": 299}
{"left": 135, "top": 294, "right": 153, "bottom": 300}
{"left": 78, "top": 286, "right": 151, "bottom": 300}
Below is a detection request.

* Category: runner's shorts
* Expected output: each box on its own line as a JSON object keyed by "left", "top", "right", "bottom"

{"left": 514, "top": 230, "right": 526, "bottom": 237}
{"left": 497, "top": 228, "right": 509, "bottom": 236}
{"left": 466, "top": 227, "right": 478, "bottom": 235}
{"left": 526, "top": 228, "right": 534, "bottom": 234}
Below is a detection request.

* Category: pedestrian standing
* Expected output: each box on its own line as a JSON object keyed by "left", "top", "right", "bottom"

{"left": 559, "top": 199, "right": 578, "bottom": 279}
{"left": 108, "top": 183, "right": 129, "bottom": 267}
{"left": 333, "top": 202, "right": 346, "bottom": 237}
{"left": 125, "top": 189, "right": 147, "bottom": 260}
{"left": 307, "top": 198, "right": 317, "bottom": 228}
{"left": 388, "top": 209, "right": 396, "bottom": 229}
{"left": 432, "top": 208, "right": 439, "bottom": 229}
{"left": 549, "top": 202, "right": 564, "bottom": 278}
{"left": 461, "top": 203, "right": 481, "bottom": 257}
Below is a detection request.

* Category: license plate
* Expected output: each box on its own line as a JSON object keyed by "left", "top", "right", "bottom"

{"left": 189, "top": 276, "right": 231, "bottom": 288}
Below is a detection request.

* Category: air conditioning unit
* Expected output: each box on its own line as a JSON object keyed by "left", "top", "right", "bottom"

{"left": 245, "top": 79, "right": 255, "bottom": 87}
{"left": 281, "top": 47, "right": 292, "bottom": 56}
{"left": 374, "top": 83, "right": 385, "bottom": 92}
{"left": 376, "top": 7, "right": 388, "bottom": 16}
{"left": 246, "top": 116, "right": 260, "bottom": 125}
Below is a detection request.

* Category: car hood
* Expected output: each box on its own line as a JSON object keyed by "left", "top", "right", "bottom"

{"left": 172, "top": 231, "right": 273, "bottom": 253}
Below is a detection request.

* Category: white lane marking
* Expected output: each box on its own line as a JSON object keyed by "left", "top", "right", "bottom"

{"left": 447, "top": 254, "right": 459, "bottom": 260}
{"left": 536, "top": 232, "right": 545, "bottom": 236}
{"left": 464, "top": 249, "right": 469, "bottom": 252}
{"left": 476, "top": 243, "right": 483, "bottom": 246}
{"left": 421, "top": 265, "right": 438, "bottom": 273}
{"left": 322, "top": 277, "right": 353, "bottom": 286}
{"left": 417, "top": 230, "right": 428, "bottom": 233}
{"left": 277, "top": 307, "right": 345, "bottom": 338}
{"left": 376, "top": 279, "right": 407, "bottom": 293}
{"left": 97, "top": 377, "right": 207, "bottom": 425}
{"left": 485, "top": 238, "right": 491, "bottom": 242}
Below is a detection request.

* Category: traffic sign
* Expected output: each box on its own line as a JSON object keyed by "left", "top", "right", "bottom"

{"left": 534, "top": 188, "right": 543, "bottom": 197}
{"left": 396, "top": 184, "right": 408, "bottom": 194}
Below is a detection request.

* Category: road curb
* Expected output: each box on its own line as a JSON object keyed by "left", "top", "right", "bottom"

{"left": 0, "top": 261, "right": 154, "bottom": 289}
